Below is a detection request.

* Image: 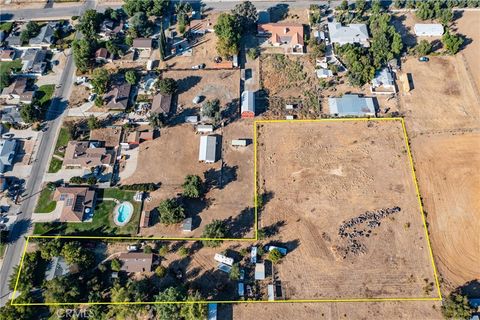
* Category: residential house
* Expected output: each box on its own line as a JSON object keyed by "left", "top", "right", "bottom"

{"left": 29, "top": 22, "right": 58, "bottom": 46}
{"left": 241, "top": 90, "right": 255, "bottom": 118}
{"left": 1, "top": 77, "right": 36, "bottom": 104}
{"left": 258, "top": 23, "right": 305, "bottom": 53}
{"left": 21, "top": 48, "right": 48, "bottom": 75}
{"left": 414, "top": 24, "right": 444, "bottom": 37}
{"left": 95, "top": 48, "right": 111, "bottom": 63}
{"left": 0, "top": 49, "right": 16, "bottom": 61}
{"left": 371, "top": 67, "right": 396, "bottom": 95}
{"left": 328, "top": 22, "right": 370, "bottom": 46}
{"left": 328, "top": 94, "right": 376, "bottom": 117}
{"left": 103, "top": 83, "right": 131, "bottom": 110}
{"left": 132, "top": 38, "right": 153, "bottom": 58}
{"left": 198, "top": 135, "right": 219, "bottom": 163}
{"left": 45, "top": 256, "right": 71, "bottom": 281}
{"left": 5, "top": 32, "right": 22, "bottom": 47}
{"left": 151, "top": 93, "right": 172, "bottom": 116}
{"left": 0, "top": 105, "right": 23, "bottom": 124}
{"left": 99, "top": 19, "right": 124, "bottom": 39}
{"left": 118, "top": 252, "right": 153, "bottom": 273}
{"left": 53, "top": 186, "right": 96, "bottom": 222}
{"left": 63, "top": 141, "right": 113, "bottom": 169}
{"left": 0, "top": 139, "right": 17, "bottom": 173}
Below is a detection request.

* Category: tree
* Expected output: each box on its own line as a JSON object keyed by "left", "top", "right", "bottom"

{"left": 247, "top": 47, "right": 259, "bottom": 60}
{"left": 229, "top": 263, "right": 240, "bottom": 280}
{"left": 78, "top": 9, "right": 101, "bottom": 39}
{"left": 338, "top": 0, "right": 349, "bottom": 11}
{"left": 125, "top": 70, "right": 138, "bottom": 85}
{"left": 201, "top": 220, "right": 227, "bottom": 247}
{"left": 61, "top": 241, "right": 94, "bottom": 268}
{"left": 159, "top": 245, "right": 169, "bottom": 256}
{"left": 130, "top": 12, "right": 152, "bottom": 37}
{"left": 214, "top": 13, "right": 241, "bottom": 57}
{"left": 72, "top": 38, "right": 95, "bottom": 72}
{"left": 143, "top": 245, "right": 153, "bottom": 253}
{"left": 391, "top": 32, "right": 403, "bottom": 56}
{"left": 94, "top": 96, "right": 104, "bottom": 107}
{"left": 355, "top": 0, "right": 367, "bottom": 12}
{"left": 158, "top": 199, "right": 185, "bottom": 225}
{"left": 19, "top": 104, "right": 37, "bottom": 123}
{"left": 154, "top": 287, "right": 184, "bottom": 320}
{"left": 441, "top": 293, "right": 473, "bottom": 319}
{"left": 394, "top": 0, "right": 406, "bottom": 8}
{"left": 111, "top": 258, "right": 122, "bottom": 271}
{"left": 0, "top": 73, "right": 10, "bottom": 90}
{"left": 87, "top": 115, "right": 101, "bottom": 130}
{"left": 148, "top": 112, "right": 165, "bottom": 128}
{"left": 64, "top": 120, "right": 77, "bottom": 139}
{"left": 91, "top": 68, "right": 109, "bottom": 94}
{"left": 231, "top": 1, "right": 258, "bottom": 31}
{"left": 416, "top": 2, "right": 434, "bottom": 20}
{"left": 201, "top": 99, "right": 220, "bottom": 118}
{"left": 44, "top": 277, "right": 81, "bottom": 303}
{"left": 268, "top": 248, "right": 283, "bottom": 264}
{"left": 440, "top": 9, "right": 454, "bottom": 25}
{"left": 38, "top": 238, "right": 62, "bottom": 260}
{"left": 442, "top": 30, "right": 464, "bottom": 54}
{"left": 178, "top": 246, "right": 189, "bottom": 257}
{"left": 415, "top": 39, "right": 433, "bottom": 56}
{"left": 158, "top": 25, "right": 167, "bottom": 60}
{"left": 69, "top": 176, "right": 86, "bottom": 184}
{"left": 20, "top": 21, "right": 40, "bottom": 44}
{"left": 182, "top": 175, "right": 204, "bottom": 198}
{"left": 106, "top": 39, "right": 121, "bottom": 57}
{"left": 157, "top": 77, "right": 177, "bottom": 95}
{"left": 180, "top": 292, "right": 207, "bottom": 320}
{"left": 87, "top": 176, "right": 97, "bottom": 185}
{"left": 155, "top": 265, "right": 167, "bottom": 277}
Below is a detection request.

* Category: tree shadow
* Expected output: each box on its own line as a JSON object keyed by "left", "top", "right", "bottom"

{"left": 268, "top": 4, "right": 290, "bottom": 23}
{"left": 175, "top": 75, "right": 202, "bottom": 95}
{"left": 224, "top": 207, "right": 254, "bottom": 238}
{"left": 6, "top": 218, "right": 32, "bottom": 243}
{"left": 457, "top": 279, "right": 480, "bottom": 298}
{"left": 203, "top": 164, "right": 238, "bottom": 190}
{"left": 261, "top": 220, "right": 286, "bottom": 238}
{"left": 168, "top": 106, "right": 198, "bottom": 126}
{"left": 181, "top": 197, "right": 210, "bottom": 231}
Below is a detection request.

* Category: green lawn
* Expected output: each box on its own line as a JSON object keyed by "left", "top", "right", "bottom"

{"left": 0, "top": 243, "right": 5, "bottom": 258}
{"left": 0, "top": 60, "right": 22, "bottom": 90}
{"left": 33, "top": 189, "right": 141, "bottom": 236}
{"left": 35, "top": 84, "right": 55, "bottom": 108}
{"left": 53, "top": 127, "right": 70, "bottom": 157}
{"left": 34, "top": 188, "right": 57, "bottom": 213}
{"left": 48, "top": 157, "right": 63, "bottom": 173}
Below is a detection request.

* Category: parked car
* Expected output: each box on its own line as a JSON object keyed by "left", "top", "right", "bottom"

{"left": 191, "top": 63, "right": 206, "bottom": 69}
{"left": 192, "top": 95, "right": 202, "bottom": 104}
{"left": 419, "top": 56, "right": 429, "bottom": 62}
{"left": 88, "top": 93, "right": 97, "bottom": 102}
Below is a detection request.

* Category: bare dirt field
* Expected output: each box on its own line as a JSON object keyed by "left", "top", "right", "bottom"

{"left": 229, "top": 300, "right": 442, "bottom": 320}
{"left": 124, "top": 121, "right": 254, "bottom": 238}
{"left": 399, "top": 56, "right": 479, "bottom": 134}
{"left": 256, "top": 120, "right": 438, "bottom": 299}
{"left": 412, "top": 133, "right": 480, "bottom": 291}
{"left": 161, "top": 69, "right": 240, "bottom": 112}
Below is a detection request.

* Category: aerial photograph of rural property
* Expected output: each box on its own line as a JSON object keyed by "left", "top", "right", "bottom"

{"left": 0, "top": 0, "right": 478, "bottom": 319}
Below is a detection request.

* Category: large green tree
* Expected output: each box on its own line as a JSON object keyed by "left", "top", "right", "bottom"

{"left": 182, "top": 175, "right": 204, "bottom": 198}
{"left": 231, "top": 1, "right": 258, "bottom": 31}
{"left": 91, "top": 68, "right": 109, "bottom": 94}
{"left": 442, "top": 30, "right": 464, "bottom": 54}
{"left": 157, "top": 78, "right": 177, "bottom": 95}
{"left": 154, "top": 287, "right": 184, "bottom": 320}
{"left": 158, "top": 199, "right": 185, "bottom": 225}
{"left": 214, "top": 13, "right": 241, "bottom": 57}
{"left": 441, "top": 293, "right": 473, "bottom": 319}
{"left": 72, "top": 38, "right": 95, "bottom": 72}
{"left": 180, "top": 292, "right": 207, "bottom": 320}
{"left": 78, "top": 9, "right": 102, "bottom": 39}
{"left": 201, "top": 219, "right": 227, "bottom": 247}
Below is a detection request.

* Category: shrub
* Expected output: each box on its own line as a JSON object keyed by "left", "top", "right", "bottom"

{"left": 178, "top": 246, "right": 189, "bottom": 257}
{"left": 182, "top": 175, "right": 204, "bottom": 198}
{"left": 159, "top": 245, "right": 169, "bottom": 257}
{"left": 158, "top": 199, "right": 185, "bottom": 225}
{"left": 111, "top": 258, "right": 122, "bottom": 271}
{"left": 120, "top": 183, "right": 158, "bottom": 191}
{"left": 155, "top": 265, "right": 167, "bottom": 278}
{"left": 268, "top": 248, "right": 283, "bottom": 264}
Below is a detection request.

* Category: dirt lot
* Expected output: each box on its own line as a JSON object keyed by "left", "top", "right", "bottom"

{"left": 229, "top": 300, "right": 442, "bottom": 320}
{"left": 124, "top": 121, "right": 254, "bottom": 238}
{"left": 257, "top": 120, "right": 438, "bottom": 299}
{"left": 399, "top": 56, "right": 479, "bottom": 134}
{"left": 161, "top": 69, "right": 240, "bottom": 112}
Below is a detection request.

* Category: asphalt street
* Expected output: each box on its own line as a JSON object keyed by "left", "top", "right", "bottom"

{"left": 0, "top": 1, "right": 96, "bottom": 306}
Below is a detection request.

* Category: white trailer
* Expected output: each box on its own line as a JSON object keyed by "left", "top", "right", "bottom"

{"left": 231, "top": 139, "right": 247, "bottom": 147}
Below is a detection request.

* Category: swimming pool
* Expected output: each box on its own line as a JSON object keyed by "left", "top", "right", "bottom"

{"left": 113, "top": 202, "right": 134, "bottom": 226}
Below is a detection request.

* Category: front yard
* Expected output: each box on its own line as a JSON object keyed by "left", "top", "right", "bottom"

{"left": 33, "top": 188, "right": 141, "bottom": 236}
{"left": 48, "top": 126, "right": 70, "bottom": 173}
{"left": 34, "top": 188, "right": 57, "bottom": 213}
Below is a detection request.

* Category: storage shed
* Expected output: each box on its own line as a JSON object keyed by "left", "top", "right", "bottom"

{"left": 241, "top": 91, "right": 255, "bottom": 118}
{"left": 196, "top": 124, "right": 214, "bottom": 134}
{"left": 414, "top": 24, "right": 444, "bottom": 37}
{"left": 328, "top": 94, "right": 376, "bottom": 117}
{"left": 255, "top": 263, "right": 265, "bottom": 280}
{"left": 182, "top": 217, "right": 192, "bottom": 232}
{"left": 198, "top": 135, "right": 218, "bottom": 163}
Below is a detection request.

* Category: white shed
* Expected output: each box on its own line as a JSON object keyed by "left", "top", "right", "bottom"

{"left": 196, "top": 124, "right": 214, "bottom": 134}
{"left": 414, "top": 24, "right": 444, "bottom": 37}
{"left": 255, "top": 263, "right": 265, "bottom": 280}
{"left": 198, "top": 135, "right": 218, "bottom": 163}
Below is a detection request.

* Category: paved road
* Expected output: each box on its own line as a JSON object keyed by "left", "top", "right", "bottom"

{"left": 0, "top": 2, "right": 97, "bottom": 307}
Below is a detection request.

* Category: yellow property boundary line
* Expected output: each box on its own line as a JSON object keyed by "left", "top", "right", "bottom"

{"left": 11, "top": 117, "right": 442, "bottom": 306}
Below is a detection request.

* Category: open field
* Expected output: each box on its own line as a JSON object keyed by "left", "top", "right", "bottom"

{"left": 125, "top": 121, "right": 254, "bottom": 238}
{"left": 256, "top": 120, "right": 438, "bottom": 299}
{"left": 412, "top": 133, "right": 480, "bottom": 292}
{"left": 230, "top": 300, "right": 442, "bottom": 320}
{"left": 161, "top": 69, "right": 240, "bottom": 111}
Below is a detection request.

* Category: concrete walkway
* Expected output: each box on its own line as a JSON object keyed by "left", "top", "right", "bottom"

{"left": 43, "top": 168, "right": 88, "bottom": 183}
{"left": 118, "top": 148, "right": 139, "bottom": 182}
{"left": 67, "top": 102, "right": 110, "bottom": 117}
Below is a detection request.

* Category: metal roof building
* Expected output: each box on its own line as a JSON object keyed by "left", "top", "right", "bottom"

{"left": 198, "top": 135, "right": 218, "bottom": 163}
{"left": 414, "top": 24, "right": 444, "bottom": 37}
{"left": 328, "top": 94, "right": 376, "bottom": 117}
{"left": 0, "top": 139, "right": 17, "bottom": 173}
{"left": 328, "top": 22, "right": 369, "bottom": 46}
{"left": 255, "top": 263, "right": 265, "bottom": 280}
{"left": 241, "top": 91, "right": 255, "bottom": 118}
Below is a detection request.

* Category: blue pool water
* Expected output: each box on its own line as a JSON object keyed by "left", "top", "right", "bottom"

{"left": 117, "top": 203, "right": 132, "bottom": 223}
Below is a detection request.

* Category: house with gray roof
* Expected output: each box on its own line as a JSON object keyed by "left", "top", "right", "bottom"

{"left": 103, "top": 83, "right": 131, "bottom": 110}
{"left": 1, "top": 105, "right": 24, "bottom": 124}
{"left": 29, "top": 22, "right": 58, "bottom": 46}
{"left": 45, "top": 256, "right": 71, "bottom": 281}
{"left": 0, "top": 139, "right": 17, "bottom": 173}
{"left": 328, "top": 22, "right": 369, "bottom": 46}
{"left": 199, "top": 135, "right": 219, "bottom": 163}
{"left": 21, "top": 48, "right": 48, "bottom": 75}
{"left": 371, "top": 67, "right": 396, "bottom": 95}
{"left": 328, "top": 94, "right": 376, "bottom": 117}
